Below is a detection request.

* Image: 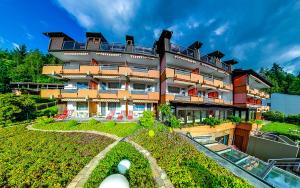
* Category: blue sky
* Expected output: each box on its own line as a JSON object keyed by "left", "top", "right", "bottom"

{"left": 1, "top": 0, "right": 300, "bottom": 74}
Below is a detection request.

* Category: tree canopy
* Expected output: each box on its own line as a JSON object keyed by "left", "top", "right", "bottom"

{"left": 260, "top": 63, "right": 300, "bottom": 95}
{"left": 0, "top": 45, "right": 62, "bottom": 93}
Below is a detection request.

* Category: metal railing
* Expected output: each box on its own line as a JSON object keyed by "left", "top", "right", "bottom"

{"left": 100, "top": 65, "right": 119, "bottom": 70}
{"left": 175, "top": 69, "right": 191, "bottom": 75}
{"left": 170, "top": 43, "right": 195, "bottom": 58}
{"left": 63, "top": 64, "right": 80, "bottom": 69}
{"left": 99, "top": 89, "right": 118, "bottom": 94}
{"left": 131, "top": 90, "right": 148, "bottom": 95}
{"left": 268, "top": 158, "right": 300, "bottom": 172}
{"left": 99, "top": 42, "right": 126, "bottom": 52}
{"left": 133, "top": 45, "right": 155, "bottom": 55}
{"left": 131, "top": 67, "right": 148, "bottom": 72}
{"left": 62, "top": 41, "right": 86, "bottom": 50}
{"left": 200, "top": 55, "right": 230, "bottom": 72}
{"left": 174, "top": 94, "right": 191, "bottom": 101}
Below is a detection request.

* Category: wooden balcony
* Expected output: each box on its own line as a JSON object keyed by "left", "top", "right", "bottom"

{"left": 165, "top": 68, "right": 203, "bottom": 83}
{"left": 213, "top": 79, "right": 224, "bottom": 88}
{"left": 128, "top": 68, "right": 159, "bottom": 79}
{"left": 40, "top": 89, "right": 60, "bottom": 98}
{"left": 42, "top": 65, "right": 63, "bottom": 75}
{"left": 130, "top": 91, "right": 159, "bottom": 100}
{"left": 77, "top": 89, "right": 98, "bottom": 98}
{"left": 80, "top": 66, "right": 99, "bottom": 74}
{"left": 191, "top": 96, "right": 204, "bottom": 103}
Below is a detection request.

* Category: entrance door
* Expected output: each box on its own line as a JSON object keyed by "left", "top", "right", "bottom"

{"left": 89, "top": 102, "right": 97, "bottom": 117}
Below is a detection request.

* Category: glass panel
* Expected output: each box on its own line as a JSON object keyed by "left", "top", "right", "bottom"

{"left": 108, "top": 82, "right": 121, "bottom": 89}
{"left": 187, "top": 110, "right": 193, "bottom": 124}
{"left": 101, "top": 102, "right": 106, "bottom": 116}
{"left": 194, "top": 111, "right": 201, "bottom": 123}
{"left": 77, "top": 102, "right": 88, "bottom": 111}
{"left": 77, "top": 82, "right": 88, "bottom": 89}
{"left": 237, "top": 157, "right": 269, "bottom": 177}
{"left": 147, "top": 103, "right": 151, "bottom": 110}
{"left": 241, "top": 111, "right": 246, "bottom": 120}
{"left": 219, "top": 149, "right": 248, "bottom": 163}
{"left": 133, "top": 103, "right": 145, "bottom": 111}
{"left": 264, "top": 167, "right": 300, "bottom": 188}
{"left": 108, "top": 102, "right": 120, "bottom": 111}
{"left": 177, "top": 110, "right": 186, "bottom": 124}
{"left": 168, "top": 86, "right": 180, "bottom": 94}
{"left": 133, "top": 83, "right": 146, "bottom": 90}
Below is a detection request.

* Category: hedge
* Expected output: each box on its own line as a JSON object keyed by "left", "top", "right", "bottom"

{"left": 263, "top": 111, "right": 300, "bottom": 125}
{"left": 132, "top": 128, "right": 251, "bottom": 187}
{"left": 85, "top": 142, "right": 155, "bottom": 187}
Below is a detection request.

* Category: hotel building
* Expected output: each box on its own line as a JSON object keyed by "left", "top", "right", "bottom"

{"left": 41, "top": 30, "right": 271, "bottom": 121}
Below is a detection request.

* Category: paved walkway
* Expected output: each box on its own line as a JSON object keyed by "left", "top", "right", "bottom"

{"left": 26, "top": 124, "right": 173, "bottom": 188}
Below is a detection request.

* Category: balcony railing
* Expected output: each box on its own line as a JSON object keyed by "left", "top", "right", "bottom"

{"left": 200, "top": 55, "right": 230, "bottom": 72}
{"left": 133, "top": 45, "right": 155, "bottom": 55}
{"left": 131, "top": 90, "right": 148, "bottom": 95}
{"left": 174, "top": 95, "right": 191, "bottom": 101}
{"left": 99, "top": 42, "right": 126, "bottom": 52}
{"left": 170, "top": 43, "right": 195, "bottom": 58}
{"left": 62, "top": 41, "right": 86, "bottom": 50}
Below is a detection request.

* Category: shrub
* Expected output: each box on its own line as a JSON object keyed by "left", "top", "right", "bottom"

{"left": 169, "top": 115, "right": 181, "bottom": 128}
{"left": 285, "top": 114, "right": 300, "bottom": 125}
{"left": 263, "top": 111, "right": 285, "bottom": 122}
{"left": 139, "top": 111, "right": 155, "bottom": 128}
{"left": 87, "top": 118, "right": 99, "bottom": 126}
{"left": 36, "top": 116, "right": 55, "bottom": 125}
{"left": 33, "top": 106, "right": 58, "bottom": 117}
{"left": 158, "top": 104, "right": 172, "bottom": 121}
{"left": 0, "top": 94, "right": 35, "bottom": 126}
{"left": 85, "top": 142, "right": 155, "bottom": 187}
{"left": 202, "top": 117, "right": 221, "bottom": 127}
{"left": 227, "top": 115, "right": 241, "bottom": 123}
{"left": 67, "top": 120, "right": 78, "bottom": 127}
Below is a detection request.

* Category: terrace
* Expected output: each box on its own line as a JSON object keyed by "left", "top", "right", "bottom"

{"left": 60, "top": 41, "right": 156, "bottom": 56}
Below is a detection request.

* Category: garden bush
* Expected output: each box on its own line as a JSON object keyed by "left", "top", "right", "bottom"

{"left": 202, "top": 117, "right": 221, "bottom": 127}
{"left": 158, "top": 104, "right": 181, "bottom": 128}
{"left": 0, "top": 125, "right": 114, "bottom": 187}
{"left": 87, "top": 118, "right": 99, "bottom": 126}
{"left": 139, "top": 110, "right": 155, "bottom": 128}
{"left": 85, "top": 142, "right": 155, "bottom": 188}
{"left": 285, "top": 114, "right": 300, "bottom": 125}
{"left": 169, "top": 115, "right": 180, "bottom": 128}
{"left": 67, "top": 120, "right": 78, "bottom": 127}
{"left": 36, "top": 116, "right": 54, "bottom": 125}
{"left": 0, "top": 93, "right": 35, "bottom": 126}
{"left": 227, "top": 115, "right": 241, "bottom": 123}
{"left": 263, "top": 111, "right": 285, "bottom": 122}
{"left": 33, "top": 106, "right": 58, "bottom": 117}
{"left": 132, "top": 129, "right": 251, "bottom": 187}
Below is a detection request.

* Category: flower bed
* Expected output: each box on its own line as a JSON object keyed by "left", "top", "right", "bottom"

{"left": 85, "top": 142, "right": 155, "bottom": 188}
{"left": 132, "top": 128, "right": 252, "bottom": 187}
{"left": 33, "top": 120, "right": 141, "bottom": 137}
{"left": 0, "top": 125, "right": 114, "bottom": 187}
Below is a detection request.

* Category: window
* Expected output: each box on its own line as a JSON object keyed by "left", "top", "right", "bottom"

{"left": 77, "top": 82, "right": 88, "bottom": 89}
{"left": 108, "top": 82, "right": 121, "bottom": 89}
{"left": 108, "top": 102, "right": 120, "bottom": 111}
{"left": 101, "top": 102, "right": 106, "bottom": 116}
{"left": 133, "top": 103, "right": 145, "bottom": 111}
{"left": 77, "top": 102, "right": 88, "bottom": 111}
{"left": 168, "top": 86, "right": 180, "bottom": 94}
{"left": 133, "top": 83, "right": 146, "bottom": 90}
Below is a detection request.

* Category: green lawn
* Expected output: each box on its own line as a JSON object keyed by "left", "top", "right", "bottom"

{"left": 261, "top": 122, "right": 300, "bottom": 140}
{"left": 33, "top": 120, "right": 141, "bottom": 137}
{"left": 0, "top": 125, "right": 114, "bottom": 187}
{"left": 85, "top": 142, "right": 155, "bottom": 188}
{"left": 131, "top": 128, "right": 252, "bottom": 187}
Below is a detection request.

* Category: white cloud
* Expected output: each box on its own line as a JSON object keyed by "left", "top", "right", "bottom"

{"left": 153, "top": 28, "right": 161, "bottom": 39}
{"left": 277, "top": 46, "right": 300, "bottom": 62}
{"left": 26, "top": 33, "right": 34, "bottom": 40}
{"left": 168, "top": 25, "right": 184, "bottom": 41}
{"left": 205, "top": 18, "right": 216, "bottom": 27}
{"left": 232, "top": 38, "right": 264, "bottom": 60}
{"left": 186, "top": 20, "right": 199, "bottom": 29}
{"left": 214, "top": 23, "right": 229, "bottom": 36}
{"left": 12, "top": 42, "right": 19, "bottom": 49}
{"left": 55, "top": 0, "right": 139, "bottom": 34}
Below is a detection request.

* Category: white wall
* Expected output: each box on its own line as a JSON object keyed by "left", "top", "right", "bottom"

{"left": 270, "top": 93, "right": 300, "bottom": 115}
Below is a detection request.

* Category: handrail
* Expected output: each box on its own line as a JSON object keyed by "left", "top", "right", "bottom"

{"left": 170, "top": 43, "right": 195, "bottom": 57}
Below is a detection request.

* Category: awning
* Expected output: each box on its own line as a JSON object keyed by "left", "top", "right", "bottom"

{"left": 132, "top": 100, "right": 158, "bottom": 103}
{"left": 93, "top": 99, "right": 120, "bottom": 102}
{"left": 62, "top": 98, "right": 87, "bottom": 102}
